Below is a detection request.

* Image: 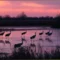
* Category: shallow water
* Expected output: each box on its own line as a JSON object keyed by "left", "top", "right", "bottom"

{"left": 0, "top": 26, "right": 60, "bottom": 55}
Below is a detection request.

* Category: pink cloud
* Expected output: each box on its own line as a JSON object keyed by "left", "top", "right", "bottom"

{"left": 0, "top": 1, "right": 60, "bottom": 17}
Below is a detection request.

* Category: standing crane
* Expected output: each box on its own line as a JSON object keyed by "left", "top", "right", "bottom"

{"left": 30, "top": 32, "right": 36, "bottom": 44}
{"left": 0, "top": 31, "right": 5, "bottom": 44}
{"left": 39, "top": 31, "right": 44, "bottom": 41}
{"left": 21, "top": 31, "right": 27, "bottom": 41}
{"left": 4, "top": 31, "right": 11, "bottom": 57}
{"left": 14, "top": 31, "right": 27, "bottom": 52}
{"left": 0, "top": 31, "right": 5, "bottom": 55}
{"left": 29, "top": 32, "right": 37, "bottom": 57}
{"left": 5, "top": 31, "right": 11, "bottom": 40}
{"left": 14, "top": 37, "right": 25, "bottom": 52}
{"left": 45, "top": 30, "right": 53, "bottom": 36}
{"left": 5, "top": 31, "right": 11, "bottom": 46}
{"left": 45, "top": 30, "right": 53, "bottom": 42}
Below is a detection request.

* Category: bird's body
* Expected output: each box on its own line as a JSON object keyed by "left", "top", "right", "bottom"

{"left": 30, "top": 32, "right": 36, "bottom": 39}
{"left": 5, "top": 32, "right": 11, "bottom": 36}
{"left": 39, "top": 31, "right": 43, "bottom": 41}
{"left": 39, "top": 31, "right": 43, "bottom": 35}
{"left": 5, "top": 31, "right": 11, "bottom": 47}
{"left": 14, "top": 31, "right": 27, "bottom": 49}
{"left": 21, "top": 31, "right": 27, "bottom": 41}
{"left": 14, "top": 38, "right": 24, "bottom": 48}
{"left": 5, "top": 31, "right": 11, "bottom": 40}
{"left": 45, "top": 32, "right": 49, "bottom": 35}
{"left": 0, "top": 31, "right": 5, "bottom": 44}
{"left": 29, "top": 32, "right": 37, "bottom": 56}
{"left": 21, "top": 31, "right": 27, "bottom": 35}
{"left": 45, "top": 30, "right": 53, "bottom": 36}
{"left": 14, "top": 43, "right": 23, "bottom": 48}
{"left": 0, "top": 32, "right": 4, "bottom": 35}
{"left": 30, "top": 35, "right": 36, "bottom": 39}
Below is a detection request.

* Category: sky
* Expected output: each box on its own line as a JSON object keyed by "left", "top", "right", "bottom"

{"left": 0, "top": 0, "right": 60, "bottom": 17}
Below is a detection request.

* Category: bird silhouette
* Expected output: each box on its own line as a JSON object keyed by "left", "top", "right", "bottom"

{"left": 21, "top": 31, "right": 27, "bottom": 35}
{"left": 30, "top": 32, "right": 36, "bottom": 39}
{"left": 39, "top": 31, "right": 44, "bottom": 35}
{"left": 5, "top": 31, "right": 11, "bottom": 37}
{"left": 14, "top": 37, "right": 25, "bottom": 48}
{"left": 0, "top": 31, "right": 5, "bottom": 35}
{"left": 5, "top": 31, "right": 11, "bottom": 47}
{"left": 30, "top": 32, "right": 36, "bottom": 44}
{"left": 39, "top": 31, "right": 44, "bottom": 41}
{"left": 14, "top": 31, "right": 27, "bottom": 52}
{"left": 5, "top": 31, "right": 11, "bottom": 41}
{"left": 45, "top": 30, "right": 53, "bottom": 36}
{"left": 21, "top": 31, "right": 27, "bottom": 41}
{"left": 0, "top": 31, "right": 5, "bottom": 44}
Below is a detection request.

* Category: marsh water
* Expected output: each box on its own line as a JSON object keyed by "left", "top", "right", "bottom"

{"left": 0, "top": 26, "right": 60, "bottom": 57}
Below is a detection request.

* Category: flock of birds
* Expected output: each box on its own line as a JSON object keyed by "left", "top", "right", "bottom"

{"left": 13, "top": 30, "right": 53, "bottom": 55}
{"left": 0, "top": 31, "right": 11, "bottom": 45}
{"left": 0, "top": 30, "right": 53, "bottom": 56}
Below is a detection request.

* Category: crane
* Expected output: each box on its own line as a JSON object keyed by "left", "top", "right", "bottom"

{"left": 0, "top": 31, "right": 5, "bottom": 44}
{"left": 14, "top": 37, "right": 25, "bottom": 50}
{"left": 5, "top": 31, "right": 11, "bottom": 41}
{"left": 5, "top": 31, "right": 11, "bottom": 47}
{"left": 5, "top": 31, "right": 11, "bottom": 37}
{"left": 0, "top": 31, "right": 5, "bottom": 55}
{"left": 21, "top": 31, "right": 27, "bottom": 41}
{"left": 45, "top": 30, "right": 53, "bottom": 43}
{"left": 45, "top": 30, "right": 53, "bottom": 36}
{"left": 39, "top": 31, "right": 44, "bottom": 41}
{"left": 30, "top": 32, "right": 36, "bottom": 44}
{"left": 39, "top": 31, "right": 44, "bottom": 35}
{"left": 14, "top": 31, "right": 27, "bottom": 52}
{"left": 0, "top": 31, "right": 5, "bottom": 35}
{"left": 21, "top": 31, "right": 27, "bottom": 35}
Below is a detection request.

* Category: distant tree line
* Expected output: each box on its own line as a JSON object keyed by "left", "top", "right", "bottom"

{"left": 0, "top": 12, "right": 60, "bottom": 28}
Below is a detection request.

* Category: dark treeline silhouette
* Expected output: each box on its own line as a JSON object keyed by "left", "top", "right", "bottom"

{"left": 0, "top": 13, "right": 60, "bottom": 28}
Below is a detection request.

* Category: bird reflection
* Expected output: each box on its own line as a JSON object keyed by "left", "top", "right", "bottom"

{"left": 45, "top": 38, "right": 53, "bottom": 43}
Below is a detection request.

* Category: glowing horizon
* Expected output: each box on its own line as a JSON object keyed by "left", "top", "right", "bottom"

{"left": 0, "top": 0, "right": 60, "bottom": 17}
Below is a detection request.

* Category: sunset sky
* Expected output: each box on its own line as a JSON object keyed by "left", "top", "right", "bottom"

{"left": 0, "top": 0, "right": 60, "bottom": 17}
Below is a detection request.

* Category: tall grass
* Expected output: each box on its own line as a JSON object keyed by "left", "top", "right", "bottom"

{"left": 0, "top": 45, "right": 60, "bottom": 59}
